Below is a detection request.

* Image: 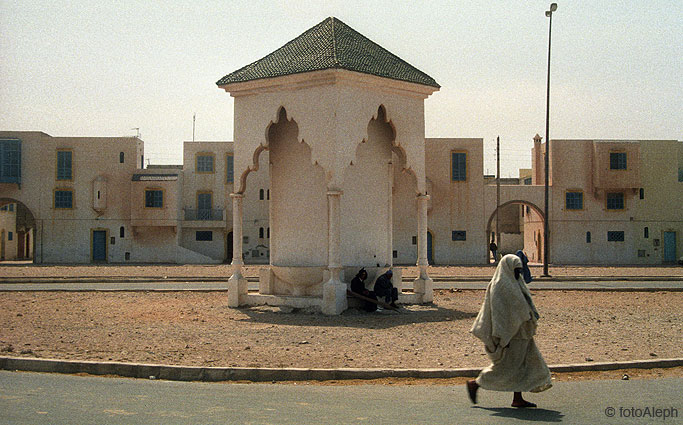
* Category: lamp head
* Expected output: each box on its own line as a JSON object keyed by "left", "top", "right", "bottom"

{"left": 550, "top": 3, "right": 558, "bottom": 12}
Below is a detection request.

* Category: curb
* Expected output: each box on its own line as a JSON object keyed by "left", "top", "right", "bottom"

{"left": 1, "top": 276, "right": 681, "bottom": 284}
{"left": 1, "top": 356, "right": 681, "bottom": 383}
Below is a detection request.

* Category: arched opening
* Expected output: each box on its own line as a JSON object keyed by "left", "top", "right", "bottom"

{"left": 486, "top": 200, "right": 545, "bottom": 264}
{"left": 0, "top": 198, "right": 37, "bottom": 263}
{"left": 266, "top": 107, "right": 327, "bottom": 267}
{"left": 340, "top": 105, "right": 399, "bottom": 268}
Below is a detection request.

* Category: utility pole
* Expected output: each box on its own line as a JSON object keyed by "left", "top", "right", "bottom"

{"left": 192, "top": 113, "right": 196, "bottom": 142}
{"left": 496, "top": 136, "right": 500, "bottom": 252}
{"left": 543, "top": 3, "right": 558, "bottom": 277}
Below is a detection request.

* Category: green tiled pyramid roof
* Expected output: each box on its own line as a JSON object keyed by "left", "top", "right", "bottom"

{"left": 216, "top": 17, "right": 439, "bottom": 88}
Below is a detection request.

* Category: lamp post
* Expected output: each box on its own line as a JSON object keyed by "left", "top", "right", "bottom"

{"left": 542, "top": 2, "right": 557, "bottom": 277}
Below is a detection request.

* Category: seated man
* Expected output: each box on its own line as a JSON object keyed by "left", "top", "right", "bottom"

{"left": 350, "top": 268, "right": 377, "bottom": 312}
{"left": 373, "top": 269, "right": 398, "bottom": 308}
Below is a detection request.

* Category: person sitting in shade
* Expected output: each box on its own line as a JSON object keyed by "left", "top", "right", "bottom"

{"left": 467, "top": 254, "right": 552, "bottom": 408}
{"left": 350, "top": 268, "right": 377, "bottom": 312}
{"left": 373, "top": 269, "right": 398, "bottom": 309}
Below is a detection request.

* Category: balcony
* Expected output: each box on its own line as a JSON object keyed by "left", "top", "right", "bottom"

{"left": 183, "top": 208, "right": 226, "bottom": 227}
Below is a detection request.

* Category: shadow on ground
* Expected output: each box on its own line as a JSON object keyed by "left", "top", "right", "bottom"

{"left": 473, "top": 406, "right": 564, "bottom": 422}
{"left": 235, "top": 304, "right": 478, "bottom": 329}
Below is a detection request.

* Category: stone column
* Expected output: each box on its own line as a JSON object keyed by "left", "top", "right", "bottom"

{"left": 413, "top": 193, "right": 433, "bottom": 302}
{"left": 322, "top": 190, "right": 347, "bottom": 315}
{"left": 228, "top": 193, "right": 247, "bottom": 307}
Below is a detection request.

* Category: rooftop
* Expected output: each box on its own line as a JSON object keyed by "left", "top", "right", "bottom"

{"left": 216, "top": 17, "right": 439, "bottom": 88}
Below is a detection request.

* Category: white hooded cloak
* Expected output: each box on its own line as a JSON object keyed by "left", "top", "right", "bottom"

{"left": 470, "top": 254, "right": 552, "bottom": 393}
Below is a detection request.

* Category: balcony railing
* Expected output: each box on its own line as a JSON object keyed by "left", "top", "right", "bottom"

{"left": 184, "top": 208, "right": 224, "bottom": 221}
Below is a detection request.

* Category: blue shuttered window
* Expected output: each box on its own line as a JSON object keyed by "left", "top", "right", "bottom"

{"left": 565, "top": 191, "right": 583, "bottom": 210}
{"left": 145, "top": 190, "right": 163, "bottom": 208}
{"left": 609, "top": 152, "right": 627, "bottom": 170}
{"left": 0, "top": 139, "right": 21, "bottom": 184}
{"left": 226, "top": 154, "right": 234, "bottom": 183}
{"left": 606, "top": 192, "right": 624, "bottom": 210}
{"left": 451, "top": 152, "right": 466, "bottom": 181}
{"left": 57, "top": 150, "right": 72, "bottom": 180}
{"left": 54, "top": 190, "right": 73, "bottom": 209}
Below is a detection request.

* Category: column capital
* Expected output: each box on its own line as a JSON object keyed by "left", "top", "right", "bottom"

{"left": 230, "top": 193, "right": 244, "bottom": 199}
{"left": 326, "top": 190, "right": 343, "bottom": 197}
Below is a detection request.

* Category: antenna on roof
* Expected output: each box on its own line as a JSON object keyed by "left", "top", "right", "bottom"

{"left": 131, "top": 127, "right": 140, "bottom": 138}
{"left": 192, "top": 113, "right": 196, "bottom": 142}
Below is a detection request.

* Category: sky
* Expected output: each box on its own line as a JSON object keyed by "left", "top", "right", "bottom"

{"left": 1, "top": 1, "right": 681, "bottom": 177}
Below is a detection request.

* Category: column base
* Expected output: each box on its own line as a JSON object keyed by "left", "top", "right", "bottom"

{"left": 322, "top": 279, "right": 348, "bottom": 315}
{"left": 413, "top": 277, "right": 434, "bottom": 303}
{"left": 228, "top": 273, "right": 248, "bottom": 307}
{"left": 258, "top": 268, "right": 274, "bottom": 294}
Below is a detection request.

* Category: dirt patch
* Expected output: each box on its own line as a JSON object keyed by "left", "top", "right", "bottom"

{"left": 1, "top": 290, "right": 681, "bottom": 371}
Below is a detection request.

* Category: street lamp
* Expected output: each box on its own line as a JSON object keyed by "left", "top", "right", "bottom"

{"left": 542, "top": 2, "right": 557, "bottom": 277}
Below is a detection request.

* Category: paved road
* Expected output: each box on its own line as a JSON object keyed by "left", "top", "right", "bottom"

{"left": 0, "top": 280, "right": 681, "bottom": 291}
{"left": 1, "top": 371, "right": 680, "bottom": 424}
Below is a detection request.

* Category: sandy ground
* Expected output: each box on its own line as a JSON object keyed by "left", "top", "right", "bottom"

{"left": 1, "top": 290, "right": 681, "bottom": 374}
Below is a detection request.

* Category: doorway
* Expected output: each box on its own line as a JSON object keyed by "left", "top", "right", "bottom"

{"left": 92, "top": 229, "right": 108, "bottom": 262}
{"left": 427, "top": 230, "right": 434, "bottom": 265}
{"left": 663, "top": 231, "right": 677, "bottom": 263}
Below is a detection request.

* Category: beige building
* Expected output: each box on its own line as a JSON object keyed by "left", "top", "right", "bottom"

{"left": 2, "top": 18, "right": 681, "bottom": 281}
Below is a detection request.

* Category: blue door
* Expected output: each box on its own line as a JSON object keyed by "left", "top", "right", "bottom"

{"left": 663, "top": 232, "right": 676, "bottom": 263}
{"left": 92, "top": 230, "right": 107, "bottom": 262}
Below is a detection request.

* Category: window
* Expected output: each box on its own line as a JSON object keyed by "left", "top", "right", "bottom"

{"left": 639, "top": 188, "right": 644, "bottom": 200}
{"left": 57, "top": 150, "right": 73, "bottom": 180}
{"left": 226, "top": 154, "right": 234, "bottom": 183}
{"left": 119, "top": 152, "right": 125, "bottom": 163}
{"left": 586, "top": 231, "right": 591, "bottom": 243}
{"left": 243, "top": 236, "right": 249, "bottom": 244}
{"left": 393, "top": 250, "right": 398, "bottom": 258}
{"left": 267, "top": 227, "right": 270, "bottom": 238}
{"left": 267, "top": 189, "right": 270, "bottom": 200}
{"left": 451, "top": 152, "right": 466, "bottom": 181}
{"left": 451, "top": 230, "right": 467, "bottom": 241}
{"left": 120, "top": 226, "right": 125, "bottom": 238}
{"left": 523, "top": 177, "right": 532, "bottom": 185}
{"left": 607, "top": 231, "right": 625, "bottom": 242}
{"left": 259, "top": 189, "right": 264, "bottom": 200}
{"left": 259, "top": 227, "right": 264, "bottom": 239}
{"left": 54, "top": 189, "right": 73, "bottom": 209}
{"left": 196, "top": 154, "right": 214, "bottom": 173}
{"left": 110, "top": 237, "right": 115, "bottom": 245}
{"left": 8, "top": 204, "right": 14, "bottom": 212}
{"left": 644, "top": 227, "right": 649, "bottom": 238}
{"left": 197, "top": 192, "right": 213, "bottom": 220}
{"left": 606, "top": 192, "right": 624, "bottom": 210}
{"left": 196, "top": 231, "right": 213, "bottom": 241}
{"left": 565, "top": 191, "right": 583, "bottom": 210}
{"left": 0, "top": 138, "right": 21, "bottom": 184}
{"left": 412, "top": 236, "right": 417, "bottom": 245}
{"left": 145, "top": 189, "right": 163, "bottom": 208}
{"left": 8, "top": 231, "right": 12, "bottom": 241}
{"left": 609, "top": 152, "right": 627, "bottom": 170}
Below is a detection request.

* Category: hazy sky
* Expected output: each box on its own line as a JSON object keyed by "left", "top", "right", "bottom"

{"left": 1, "top": 1, "right": 681, "bottom": 176}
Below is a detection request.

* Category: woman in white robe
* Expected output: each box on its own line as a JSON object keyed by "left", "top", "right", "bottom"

{"left": 467, "top": 254, "right": 552, "bottom": 408}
